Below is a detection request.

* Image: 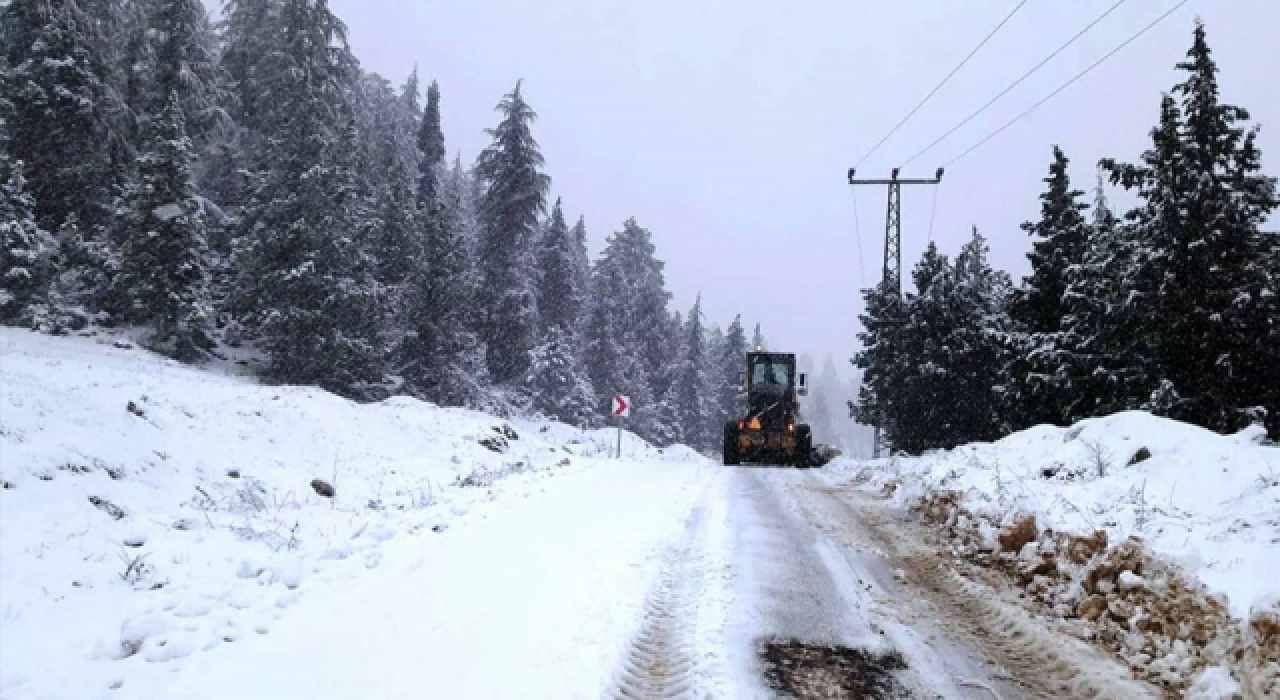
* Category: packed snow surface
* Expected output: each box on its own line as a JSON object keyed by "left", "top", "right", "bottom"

{"left": 0, "top": 328, "right": 712, "bottom": 699}
{"left": 830, "top": 411, "right": 1280, "bottom": 619}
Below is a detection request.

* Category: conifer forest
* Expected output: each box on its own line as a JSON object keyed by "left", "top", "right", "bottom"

{"left": 0, "top": 0, "right": 757, "bottom": 450}
{"left": 2, "top": 3, "right": 1276, "bottom": 452}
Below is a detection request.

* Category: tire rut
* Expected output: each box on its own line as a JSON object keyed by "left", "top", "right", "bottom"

{"left": 605, "top": 502, "right": 710, "bottom": 700}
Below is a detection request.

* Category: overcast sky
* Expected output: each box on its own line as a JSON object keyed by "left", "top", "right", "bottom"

{"left": 310, "top": 0, "right": 1277, "bottom": 374}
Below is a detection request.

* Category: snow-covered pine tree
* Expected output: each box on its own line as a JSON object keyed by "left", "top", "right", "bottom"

{"left": 117, "top": 0, "right": 155, "bottom": 147}
{"left": 400, "top": 66, "right": 421, "bottom": 122}
{"left": 666, "top": 296, "right": 712, "bottom": 449}
{"left": 751, "top": 322, "right": 766, "bottom": 351}
{"left": 716, "top": 314, "right": 748, "bottom": 426}
{"left": 356, "top": 72, "right": 420, "bottom": 297}
{"left": 569, "top": 215, "right": 591, "bottom": 333}
{"left": 63, "top": 0, "right": 132, "bottom": 152}
{"left": 115, "top": 92, "right": 213, "bottom": 360}
{"left": 1011, "top": 146, "right": 1090, "bottom": 333}
{"left": 218, "top": 0, "right": 276, "bottom": 137}
{"left": 582, "top": 218, "right": 674, "bottom": 441}
{"left": 855, "top": 231, "right": 1009, "bottom": 454}
{"left": 643, "top": 315, "right": 683, "bottom": 445}
{"left": 654, "top": 335, "right": 687, "bottom": 447}
{"left": 204, "top": 0, "right": 276, "bottom": 206}
{"left": 890, "top": 242, "right": 956, "bottom": 453}
{"left": 1001, "top": 146, "right": 1090, "bottom": 429}
{"left": 233, "top": 0, "right": 386, "bottom": 396}
{"left": 417, "top": 80, "right": 446, "bottom": 206}
{"left": 524, "top": 324, "right": 596, "bottom": 426}
{"left": 401, "top": 86, "right": 488, "bottom": 408}
{"left": 3, "top": 0, "right": 122, "bottom": 265}
{"left": 702, "top": 322, "right": 726, "bottom": 444}
{"left": 442, "top": 155, "right": 487, "bottom": 343}
{"left": 852, "top": 277, "right": 911, "bottom": 451}
{"left": 0, "top": 62, "right": 59, "bottom": 328}
{"left": 947, "top": 228, "right": 1012, "bottom": 444}
{"left": 403, "top": 255, "right": 490, "bottom": 408}
{"left": 583, "top": 265, "right": 623, "bottom": 415}
{"left": 535, "top": 198, "right": 581, "bottom": 333}
{"left": 584, "top": 258, "right": 660, "bottom": 440}
{"left": 475, "top": 81, "right": 549, "bottom": 383}
{"left": 1057, "top": 174, "right": 1153, "bottom": 422}
{"left": 1102, "top": 22, "right": 1278, "bottom": 435}
{"left": 646, "top": 310, "right": 683, "bottom": 437}
{"left": 1263, "top": 232, "right": 1280, "bottom": 439}
{"left": 373, "top": 144, "right": 420, "bottom": 294}
{"left": 145, "top": 0, "right": 230, "bottom": 153}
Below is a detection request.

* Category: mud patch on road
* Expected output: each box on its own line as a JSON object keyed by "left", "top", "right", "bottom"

{"left": 758, "top": 638, "right": 912, "bottom": 699}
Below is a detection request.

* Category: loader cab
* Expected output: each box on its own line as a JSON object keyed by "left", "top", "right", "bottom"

{"left": 749, "top": 354, "right": 792, "bottom": 392}
{"left": 743, "top": 352, "right": 807, "bottom": 431}
{"left": 744, "top": 353, "right": 807, "bottom": 398}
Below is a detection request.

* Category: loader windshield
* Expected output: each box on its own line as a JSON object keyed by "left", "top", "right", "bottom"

{"left": 749, "top": 357, "right": 792, "bottom": 392}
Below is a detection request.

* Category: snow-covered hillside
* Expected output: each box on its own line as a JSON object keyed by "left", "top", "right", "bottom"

{"left": 0, "top": 328, "right": 711, "bottom": 699}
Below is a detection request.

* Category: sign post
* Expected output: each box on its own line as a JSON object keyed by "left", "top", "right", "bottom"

{"left": 611, "top": 394, "right": 631, "bottom": 459}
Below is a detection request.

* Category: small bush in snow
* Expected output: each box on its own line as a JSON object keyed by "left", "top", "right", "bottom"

{"left": 118, "top": 549, "right": 152, "bottom": 585}
{"left": 1080, "top": 438, "right": 1114, "bottom": 478}
{"left": 477, "top": 435, "right": 508, "bottom": 453}
{"left": 89, "top": 495, "right": 126, "bottom": 520}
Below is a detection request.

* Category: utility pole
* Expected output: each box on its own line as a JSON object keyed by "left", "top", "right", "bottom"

{"left": 847, "top": 166, "right": 944, "bottom": 457}
{"left": 847, "top": 167, "right": 944, "bottom": 294}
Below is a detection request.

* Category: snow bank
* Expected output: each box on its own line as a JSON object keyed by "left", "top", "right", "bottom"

{"left": 828, "top": 411, "right": 1280, "bottom": 694}
{"left": 0, "top": 328, "right": 709, "bottom": 699}
{"left": 832, "top": 411, "right": 1279, "bottom": 618}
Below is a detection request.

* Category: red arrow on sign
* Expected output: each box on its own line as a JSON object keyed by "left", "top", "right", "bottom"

{"left": 611, "top": 394, "right": 631, "bottom": 417}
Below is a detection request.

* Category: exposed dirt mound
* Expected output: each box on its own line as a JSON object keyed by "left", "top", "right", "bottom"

{"left": 913, "top": 491, "right": 1277, "bottom": 697}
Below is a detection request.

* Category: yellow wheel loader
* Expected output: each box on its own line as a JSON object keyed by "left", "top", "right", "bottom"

{"left": 722, "top": 352, "right": 819, "bottom": 467}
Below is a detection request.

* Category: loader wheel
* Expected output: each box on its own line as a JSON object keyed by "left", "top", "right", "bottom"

{"left": 723, "top": 422, "right": 741, "bottom": 466}
{"left": 794, "top": 425, "right": 813, "bottom": 468}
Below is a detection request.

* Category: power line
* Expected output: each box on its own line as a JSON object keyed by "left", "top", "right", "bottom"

{"left": 903, "top": 0, "right": 1128, "bottom": 168}
{"left": 850, "top": 188, "right": 867, "bottom": 286}
{"left": 945, "top": 0, "right": 1193, "bottom": 168}
{"left": 853, "top": 0, "right": 1031, "bottom": 168}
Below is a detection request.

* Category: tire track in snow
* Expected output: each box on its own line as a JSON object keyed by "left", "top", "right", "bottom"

{"left": 606, "top": 498, "right": 711, "bottom": 700}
